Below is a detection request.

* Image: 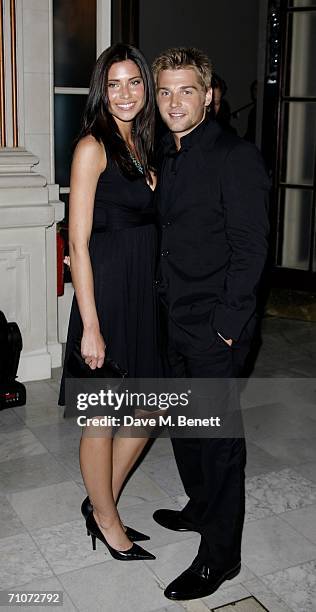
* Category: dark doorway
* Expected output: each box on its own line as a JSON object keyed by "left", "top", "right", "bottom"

{"left": 263, "top": 0, "right": 316, "bottom": 290}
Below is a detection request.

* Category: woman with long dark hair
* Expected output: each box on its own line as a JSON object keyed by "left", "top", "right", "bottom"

{"left": 59, "top": 44, "right": 159, "bottom": 561}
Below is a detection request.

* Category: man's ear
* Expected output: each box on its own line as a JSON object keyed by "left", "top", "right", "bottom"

{"left": 205, "top": 88, "right": 212, "bottom": 108}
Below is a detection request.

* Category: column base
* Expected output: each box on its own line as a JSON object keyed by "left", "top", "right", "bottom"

{"left": 17, "top": 348, "right": 52, "bottom": 382}
{"left": 47, "top": 341, "right": 63, "bottom": 368}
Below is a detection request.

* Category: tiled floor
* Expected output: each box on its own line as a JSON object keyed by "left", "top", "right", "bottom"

{"left": 214, "top": 596, "right": 269, "bottom": 611}
{"left": 0, "top": 317, "right": 316, "bottom": 612}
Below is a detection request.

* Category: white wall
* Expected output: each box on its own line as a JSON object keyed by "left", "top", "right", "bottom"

{"left": 22, "top": 0, "right": 54, "bottom": 183}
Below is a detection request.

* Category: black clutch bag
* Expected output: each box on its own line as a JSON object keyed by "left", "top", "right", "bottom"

{"left": 67, "top": 342, "right": 128, "bottom": 379}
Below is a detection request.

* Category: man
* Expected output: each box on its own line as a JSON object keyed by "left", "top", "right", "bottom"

{"left": 152, "top": 48, "right": 270, "bottom": 601}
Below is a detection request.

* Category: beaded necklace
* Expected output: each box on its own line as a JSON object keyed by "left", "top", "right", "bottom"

{"left": 125, "top": 136, "right": 144, "bottom": 174}
{"left": 128, "top": 148, "right": 144, "bottom": 174}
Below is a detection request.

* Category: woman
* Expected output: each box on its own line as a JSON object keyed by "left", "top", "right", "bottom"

{"left": 59, "top": 44, "right": 159, "bottom": 561}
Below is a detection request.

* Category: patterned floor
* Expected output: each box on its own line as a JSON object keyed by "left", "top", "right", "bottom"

{"left": 214, "top": 596, "right": 269, "bottom": 611}
{"left": 0, "top": 317, "right": 316, "bottom": 612}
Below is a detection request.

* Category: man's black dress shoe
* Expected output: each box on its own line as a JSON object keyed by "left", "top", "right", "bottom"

{"left": 153, "top": 508, "right": 197, "bottom": 532}
{"left": 164, "top": 559, "right": 241, "bottom": 600}
{"left": 81, "top": 497, "right": 150, "bottom": 542}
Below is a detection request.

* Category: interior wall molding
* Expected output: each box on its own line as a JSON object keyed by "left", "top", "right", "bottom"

{"left": 0, "top": 0, "right": 6, "bottom": 146}
{"left": 0, "top": 244, "right": 30, "bottom": 331}
{"left": 10, "top": 0, "right": 18, "bottom": 146}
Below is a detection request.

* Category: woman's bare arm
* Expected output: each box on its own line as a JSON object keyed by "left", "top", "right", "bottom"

{"left": 68, "top": 135, "right": 106, "bottom": 369}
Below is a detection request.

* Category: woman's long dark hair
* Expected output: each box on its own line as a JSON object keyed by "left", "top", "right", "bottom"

{"left": 77, "top": 43, "right": 156, "bottom": 182}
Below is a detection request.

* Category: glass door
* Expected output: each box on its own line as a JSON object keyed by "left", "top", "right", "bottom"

{"left": 272, "top": 0, "right": 316, "bottom": 288}
{"left": 52, "top": 0, "right": 111, "bottom": 281}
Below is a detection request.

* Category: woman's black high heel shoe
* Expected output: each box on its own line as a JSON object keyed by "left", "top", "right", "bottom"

{"left": 86, "top": 511, "right": 155, "bottom": 561}
{"left": 81, "top": 496, "right": 150, "bottom": 542}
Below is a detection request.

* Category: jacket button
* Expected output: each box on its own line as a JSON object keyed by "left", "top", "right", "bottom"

{"left": 153, "top": 279, "right": 161, "bottom": 286}
{"left": 161, "top": 249, "right": 169, "bottom": 257}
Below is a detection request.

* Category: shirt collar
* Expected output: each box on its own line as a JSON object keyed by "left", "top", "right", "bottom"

{"left": 179, "top": 115, "right": 209, "bottom": 149}
{"left": 161, "top": 115, "right": 214, "bottom": 155}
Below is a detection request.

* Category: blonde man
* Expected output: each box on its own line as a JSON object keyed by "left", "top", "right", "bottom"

{"left": 152, "top": 47, "right": 270, "bottom": 601}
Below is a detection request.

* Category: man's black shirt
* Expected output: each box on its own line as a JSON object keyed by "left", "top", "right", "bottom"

{"left": 154, "top": 116, "right": 270, "bottom": 347}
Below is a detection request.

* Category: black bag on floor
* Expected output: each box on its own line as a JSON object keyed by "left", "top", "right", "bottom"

{"left": 0, "top": 311, "right": 26, "bottom": 410}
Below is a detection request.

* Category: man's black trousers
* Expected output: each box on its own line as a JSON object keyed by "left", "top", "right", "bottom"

{"left": 164, "top": 325, "right": 251, "bottom": 570}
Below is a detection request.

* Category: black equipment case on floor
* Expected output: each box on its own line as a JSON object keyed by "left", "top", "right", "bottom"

{"left": 0, "top": 311, "right": 26, "bottom": 410}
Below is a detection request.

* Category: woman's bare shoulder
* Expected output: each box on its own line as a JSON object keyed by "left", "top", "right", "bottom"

{"left": 73, "top": 134, "right": 107, "bottom": 172}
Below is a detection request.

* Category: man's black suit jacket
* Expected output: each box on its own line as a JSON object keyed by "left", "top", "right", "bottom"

{"left": 155, "top": 117, "right": 270, "bottom": 351}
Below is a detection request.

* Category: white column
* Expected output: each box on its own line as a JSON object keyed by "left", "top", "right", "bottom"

{"left": 0, "top": 0, "right": 64, "bottom": 381}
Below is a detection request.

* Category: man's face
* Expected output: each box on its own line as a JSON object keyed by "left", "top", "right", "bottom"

{"left": 212, "top": 86, "right": 222, "bottom": 114}
{"left": 156, "top": 68, "right": 212, "bottom": 140}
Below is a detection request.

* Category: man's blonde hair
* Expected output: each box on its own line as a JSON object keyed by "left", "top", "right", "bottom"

{"left": 152, "top": 47, "right": 213, "bottom": 91}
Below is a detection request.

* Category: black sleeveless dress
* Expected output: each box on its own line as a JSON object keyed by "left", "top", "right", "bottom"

{"left": 59, "top": 155, "right": 160, "bottom": 405}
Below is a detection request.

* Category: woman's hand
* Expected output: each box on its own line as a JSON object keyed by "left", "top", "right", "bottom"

{"left": 81, "top": 327, "right": 106, "bottom": 370}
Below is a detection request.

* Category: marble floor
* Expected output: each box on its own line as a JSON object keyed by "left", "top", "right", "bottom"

{"left": 0, "top": 317, "right": 316, "bottom": 612}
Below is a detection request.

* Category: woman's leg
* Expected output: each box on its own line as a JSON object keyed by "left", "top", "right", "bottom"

{"left": 112, "top": 411, "right": 161, "bottom": 502}
{"left": 112, "top": 435, "right": 149, "bottom": 502}
{"left": 79, "top": 428, "right": 132, "bottom": 550}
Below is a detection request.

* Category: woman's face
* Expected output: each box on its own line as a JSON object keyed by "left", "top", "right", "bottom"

{"left": 107, "top": 59, "right": 145, "bottom": 126}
